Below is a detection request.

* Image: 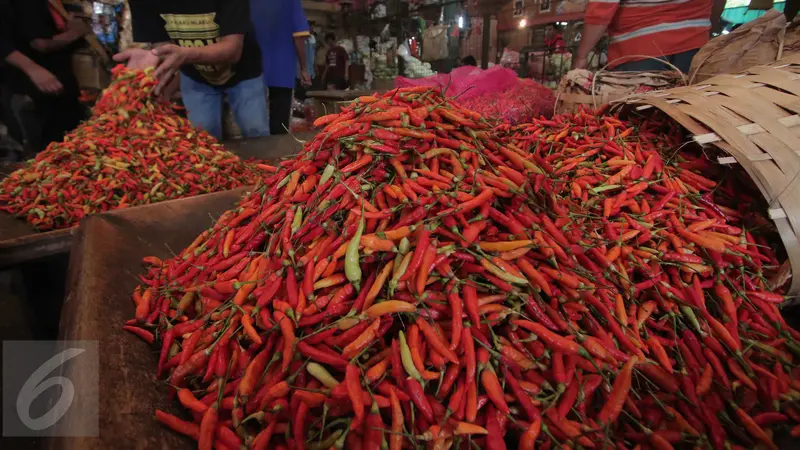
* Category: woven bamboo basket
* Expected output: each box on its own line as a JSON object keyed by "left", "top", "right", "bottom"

{"left": 611, "top": 54, "right": 800, "bottom": 295}
{"left": 555, "top": 69, "right": 685, "bottom": 114}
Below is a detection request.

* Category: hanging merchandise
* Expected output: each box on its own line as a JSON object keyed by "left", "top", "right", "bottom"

{"left": 415, "top": 16, "right": 427, "bottom": 35}
{"left": 404, "top": 57, "right": 435, "bottom": 78}
{"left": 371, "top": 1, "right": 387, "bottom": 18}
{"left": 422, "top": 24, "right": 449, "bottom": 61}
{"left": 372, "top": 40, "right": 399, "bottom": 81}
{"left": 91, "top": 1, "right": 122, "bottom": 52}
{"left": 398, "top": 43, "right": 435, "bottom": 78}
{"left": 408, "top": 38, "right": 420, "bottom": 59}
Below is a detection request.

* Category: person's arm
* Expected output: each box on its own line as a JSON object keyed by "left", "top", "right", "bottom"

{"left": 149, "top": 35, "right": 243, "bottom": 92}
{"left": 5, "top": 49, "right": 63, "bottom": 93}
{"left": 13, "top": 0, "right": 90, "bottom": 54}
{"left": 116, "top": 0, "right": 171, "bottom": 70}
{"left": 711, "top": 0, "right": 726, "bottom": 34}
{"left": 295, "top": 37, "right": 309, "bottom": 75}
{"left": 154, "top": 35, "right": 244, "bottom": 68}
{"left": 573, "top": 0, "right": 618, "bottom": 69}
{"left": 573, "top": 24, "right": 607, "bottom": 69}
{"left": 30, "top": 19, "right": 90, "bottom": 53}
{"left": 291, "top": 0, "right": 311, "bottom": 85}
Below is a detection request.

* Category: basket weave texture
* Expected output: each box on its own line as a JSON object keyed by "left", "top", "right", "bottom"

{"left": 611, "top": 55, "right": 800, "bottom": 294}
{"left": 555, "top": 69, "right": 684, "bottom": 114}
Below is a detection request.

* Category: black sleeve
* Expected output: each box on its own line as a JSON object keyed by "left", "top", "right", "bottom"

{"left": 129, "top": 0, "right": 170, "bottom": 43}
{"left": 0, "top": 37, "right": 14, "bottom": 60}
{"left": 216, "top": 0, "right": 252, "bottom": 36}
{"left": 11, "top": 0, "right": 56, "bottom": 42}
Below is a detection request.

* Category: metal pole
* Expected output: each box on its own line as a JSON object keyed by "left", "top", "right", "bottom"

{"left": 481, "top": 13, "right": 491, "bottom": 69}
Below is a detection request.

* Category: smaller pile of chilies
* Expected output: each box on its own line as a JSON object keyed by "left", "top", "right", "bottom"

{"left": 457, "top": 78, "right": 556, "bottom": 125}
{"left": 0, "top": 66, "right": 268, "bottom": 230}
{"left": 125, "top": 86, "right": 800, "bottom": 450}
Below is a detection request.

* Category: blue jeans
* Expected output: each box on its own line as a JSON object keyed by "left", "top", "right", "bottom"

{"left": 180, "top": 73, "right": 270, "bottom": 139}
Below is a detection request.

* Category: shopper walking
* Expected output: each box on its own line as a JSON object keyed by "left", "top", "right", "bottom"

{"left": 322, "top": 33, "right": 348, "bottom": 90}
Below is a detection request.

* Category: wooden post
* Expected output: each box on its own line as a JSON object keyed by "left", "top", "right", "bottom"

{"left": 481, "top": 14, "right": 491, "bottom": 69}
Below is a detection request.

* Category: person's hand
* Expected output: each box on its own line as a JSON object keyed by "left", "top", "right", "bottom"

{"left": 67, "top": 18, "right": 91, "bottom": 39}
{"left": 113, "top": 47, "right": 160, "bottom": 70}
{"left": 300, "top": 71, "right": 312, "bottom": 87}
{"left": 571, "top": 56, "right": 589, "bottom": 70}
{"left": 151, "top": 44, "right": 190, "bottom": 95}
{"left": 27, "top": 66, "right": 63, "bottom": 94}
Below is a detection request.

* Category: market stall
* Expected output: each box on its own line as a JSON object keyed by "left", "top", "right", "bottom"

{"left": 46, "top": 66, "right": 800, "bottom": 450}
{"left": 4, "top": 0, "right": 800, "bottom": 441}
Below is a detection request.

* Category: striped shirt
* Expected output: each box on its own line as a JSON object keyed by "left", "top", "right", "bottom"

{"left": 585, "top": 0, "right": 712, "bottom": 68}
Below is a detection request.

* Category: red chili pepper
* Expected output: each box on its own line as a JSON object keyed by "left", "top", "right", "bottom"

{"left": 346, "top": 363, "right": 365, "bottom": 430}
{"left": 405, "top": 377, "right": 434, "bottom": 422}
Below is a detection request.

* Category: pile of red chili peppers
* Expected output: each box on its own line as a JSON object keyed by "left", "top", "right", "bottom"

{"left": 124, "top": 86, "right": 800, "bottom": 450}
{"left": 0, "top": 66, "right": 268, "bottom": 231}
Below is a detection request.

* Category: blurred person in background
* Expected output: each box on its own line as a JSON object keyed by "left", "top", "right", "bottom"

{"left": 2, "top": 0, "right": 89, "bottom": 153}
{"left": 0, "top": 35, "right": 61, "bottom": 161}
{"left": 544, "top": 23, "right": 567, "bottom": 54}
{"left": 250, "top": 0, "right": 311, "bottom": 135}
{"left": 461, "top": 55, "right": 477, "bottom": 66}
{"left": 322, "top": 33, "right": 348, "bottom": 90}
{"left": 119, "top": 0, "right": 269, "bottom": 140}
{"left": 572, "top": 0, "right": 726, "bottom": 72}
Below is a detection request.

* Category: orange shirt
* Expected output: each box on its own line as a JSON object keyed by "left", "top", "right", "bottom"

{"left": 585, "top": 0, "right": 712, "bottom": 68}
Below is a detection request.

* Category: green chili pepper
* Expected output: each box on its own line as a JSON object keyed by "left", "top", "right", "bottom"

{"left": 399, "top": 330, "right": 423, "bottom": 383}
{"left": 398, "top": 237, "right": 410, "bottom": 254}
{"left": 309, "top": 429, "right": 344, "bottom": 450}
{"left": 680, "top": 305, "right": 704, "bottom": 335}
{"left": 345, "top": 214, "right": 365, "bottom": 291}
{"left": 590, "top": 184, "right": 622, "bottom": 195}
{"left": 292, "top": 206, "right": 303, "bottom": 234}
{"left": 320, "top": 164, "right": 335, "bottom": 185}
{"left": 277, "top": 173, "right": 292, "bottom": 189}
